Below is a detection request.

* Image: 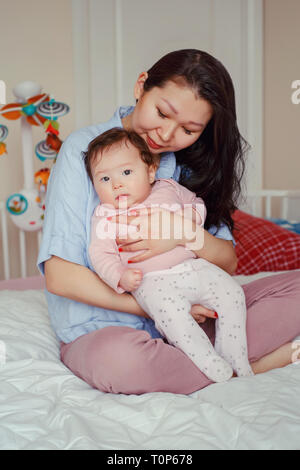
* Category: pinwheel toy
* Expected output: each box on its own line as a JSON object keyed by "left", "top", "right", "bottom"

{"left": 0, "top": 124, "right": 8, "bottom": 156}
{"left": 1, "top": 81, "right": 70, "bottom": 231}
{"left": 0, "top": 88, "right": 50, "bottom": 127}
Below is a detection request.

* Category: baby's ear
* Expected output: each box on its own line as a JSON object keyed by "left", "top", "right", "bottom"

{"left": 148, "top": 164, "right": 157, "bottom": 184}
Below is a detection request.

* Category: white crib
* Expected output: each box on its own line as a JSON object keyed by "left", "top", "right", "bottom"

{"left": 1, "top": 190, "right": 300, "bottom": 281}
{"left": 246, "top": 189, "right": 300, "bottom": 220}
{"left": 0, "top": 200, "right": 42, "bottom": 280}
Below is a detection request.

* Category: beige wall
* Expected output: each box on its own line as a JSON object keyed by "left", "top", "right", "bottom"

{"left": 0, "top": 0, "right": 75, "bottom": 279}
{"left": 264, "top": 0, "right": 300, "bottom": 189}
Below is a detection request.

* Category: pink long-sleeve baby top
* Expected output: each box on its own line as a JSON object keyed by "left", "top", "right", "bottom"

{"left": 89, "top": 178, "right": 206, "bottom": 293}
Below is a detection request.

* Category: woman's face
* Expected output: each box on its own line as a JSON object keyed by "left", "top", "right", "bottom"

{"left": 123, "top": 74, "right": 213, "bottom": 154}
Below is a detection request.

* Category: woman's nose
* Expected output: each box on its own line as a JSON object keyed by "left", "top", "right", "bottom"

{"left": 158, "top": 122, "right": 176, "bottom": 142}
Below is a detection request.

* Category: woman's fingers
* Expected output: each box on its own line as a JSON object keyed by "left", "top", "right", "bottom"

{"left": 118, "top": 240, "right": 148, "bottom": 252}
{"left": 127, "top": 250, "right": 152, "bottom": 263}
{"left": 190, "top": 304, "right": 218, "bottom": 323}
{"left": 194, "top": 315, "right": 206, "bottom": 324}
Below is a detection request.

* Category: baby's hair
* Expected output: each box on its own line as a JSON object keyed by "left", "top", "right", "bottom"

{"left": 82, "top": 127, "right": 159, "bottom": 181}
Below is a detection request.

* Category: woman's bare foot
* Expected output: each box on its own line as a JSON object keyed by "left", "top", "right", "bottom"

{"left": 250, "top": 342, "right": 296, "bottom": 375}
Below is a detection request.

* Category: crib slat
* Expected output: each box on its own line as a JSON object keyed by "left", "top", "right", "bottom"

{"left": 265, "top": 196, "right": 272, "bottom": 219}
{"left": 19, "top": 230, "right": 27, "bottom": 278}
{"left": 0, "top": 202, "right": 10, "bottom": 280}
{"left": 37, "top": 230, "right": 42, "bottom": 250}
{"left": 282, "top": 197, "right": 289, "bottom": 220}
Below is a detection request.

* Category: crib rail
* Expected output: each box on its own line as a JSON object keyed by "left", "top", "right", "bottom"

{"left": 247, "top": 189, "right": 300, "bottom": 219}
{"left": 1, "top": 189, "right": 300, "bottom": 280}
{"left": 0, "top": 201, "right": 42, "bottom": 280}
{"left": 0, "top": 201, "right": 10, "bottom": 280}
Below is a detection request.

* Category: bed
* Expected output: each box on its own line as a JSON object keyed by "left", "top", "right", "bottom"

{"left": 1, "top": 191, "right": 300, "bottom": 450}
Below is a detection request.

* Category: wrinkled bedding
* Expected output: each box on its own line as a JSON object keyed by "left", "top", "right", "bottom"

{"left": 1, "top": 273, "right": 300, "bottom": 450}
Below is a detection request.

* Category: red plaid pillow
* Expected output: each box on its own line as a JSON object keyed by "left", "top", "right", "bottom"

{"left": 232, "top": 210, "right": 300, "bottom": 275}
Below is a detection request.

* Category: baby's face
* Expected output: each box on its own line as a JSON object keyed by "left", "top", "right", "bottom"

{"left": 92, "top": 140, "right": 156, "bottom": 209}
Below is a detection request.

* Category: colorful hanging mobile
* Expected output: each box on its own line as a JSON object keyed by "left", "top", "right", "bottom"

{"left": 1, "top": 81, "right": 70, "bottom": 232}
{"left": 0, "top": 94, "right": 70, "bottom": 161}
{"left": 35, "top": 99, "right": 70, "bottom": 161}
{"left": 0, "top": 124, "right": 8, "bottom": 156}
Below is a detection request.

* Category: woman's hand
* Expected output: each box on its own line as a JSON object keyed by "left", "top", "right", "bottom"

{"left": 190, "top": 305, "right": 218, "bottom": 323}
{"left": 110, "top": 207, "right": 188, "bottom": 263}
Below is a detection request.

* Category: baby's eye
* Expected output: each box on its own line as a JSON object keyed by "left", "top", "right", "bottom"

{"left": 100, "top": 176, "right": 110, "bottom": 182}
{"left": 123, "top": 169, "right": 132, "bottom": 176}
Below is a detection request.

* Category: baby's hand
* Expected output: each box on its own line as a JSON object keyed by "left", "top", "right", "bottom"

{"left": 119, "top": 268, "right": 143, "bottom": 292}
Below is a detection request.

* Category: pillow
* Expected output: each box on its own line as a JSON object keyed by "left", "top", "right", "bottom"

{"left": 269, "top": 218, "right": 300, "bottom": 235}
{"left": 232, "top": 210, "right": 300, "bottom": 275}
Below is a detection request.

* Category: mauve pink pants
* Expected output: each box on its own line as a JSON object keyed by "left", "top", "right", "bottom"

{"left": 60, "top": 271, "right": 300, "bottom": 394}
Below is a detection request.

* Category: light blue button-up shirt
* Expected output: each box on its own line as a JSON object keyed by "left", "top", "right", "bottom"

{"left": 37, "top": 106, "right": 235, "bottom": 343}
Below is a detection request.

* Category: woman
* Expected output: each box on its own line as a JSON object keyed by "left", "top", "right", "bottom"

{"left": 39, "top": 49, "right": 300, "bottom": 394}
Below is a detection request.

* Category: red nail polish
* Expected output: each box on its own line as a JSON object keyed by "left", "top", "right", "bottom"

{"left": 107, "top": 217, "right": 112, "bottom": 221}
{"left": 128, "top": 260, "right": 133, "bottom": 264}
{"left": 118, "top": 247, "right": 123, "bottom": 252}
{"left": 214, "top": 312, "right": 219, "bottom": 319}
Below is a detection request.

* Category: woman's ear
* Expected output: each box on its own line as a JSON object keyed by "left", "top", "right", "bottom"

{"left": 134, "top": 72, "right": 148, "bottom": 101}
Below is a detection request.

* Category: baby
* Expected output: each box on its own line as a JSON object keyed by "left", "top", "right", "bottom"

{"left": 83, "top": 127, "right": 254, "bottom": 383}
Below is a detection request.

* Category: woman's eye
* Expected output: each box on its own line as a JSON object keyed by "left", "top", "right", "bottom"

{"left": 183, "top": 128, "right": 193, "bottom": 136}
{"left": 101, "top": 176, "right": 110, "bottom": 182}
{"left": 157, "top": 108, "right": 167, "bottom": 119}
{"left": 123, "top": 169, "right": 132, "bottom": 176}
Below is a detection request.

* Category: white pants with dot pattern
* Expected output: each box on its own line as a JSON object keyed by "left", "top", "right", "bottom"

{"left": 133, "top": 258, "right": 254, "bottom": 383}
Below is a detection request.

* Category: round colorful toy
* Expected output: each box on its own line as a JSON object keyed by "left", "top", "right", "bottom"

{"left": 37, "top": 100, "right": 70, "bottom": 120}
{"left": 6, "top": 193, "right": 28, "bottom": 215}
{"left": 35, "top": 140, "right": 57, "bottom": 161}
{"left": 6, "top": 189, "right": 44, "bottom": 231}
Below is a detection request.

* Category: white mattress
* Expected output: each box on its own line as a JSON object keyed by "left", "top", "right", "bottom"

{"left": 1, "top": 272, "right": 300, "bottom": 450}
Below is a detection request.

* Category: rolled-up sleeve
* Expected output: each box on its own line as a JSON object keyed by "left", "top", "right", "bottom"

{"left": 208, "top": 223, "right": 236, "bottom": 245}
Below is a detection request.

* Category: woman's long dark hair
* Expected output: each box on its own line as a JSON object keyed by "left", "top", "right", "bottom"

{"left": 144, "top": 49, "right": 249, "bottom": 232}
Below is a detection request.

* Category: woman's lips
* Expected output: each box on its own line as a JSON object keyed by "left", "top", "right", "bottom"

{"left": 146, "top": 135, "right": 163, "bottom": 150}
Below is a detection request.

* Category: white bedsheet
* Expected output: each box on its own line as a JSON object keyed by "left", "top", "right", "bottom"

{"left": 1, "top": 273, "right": 300, "bottom": 450}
